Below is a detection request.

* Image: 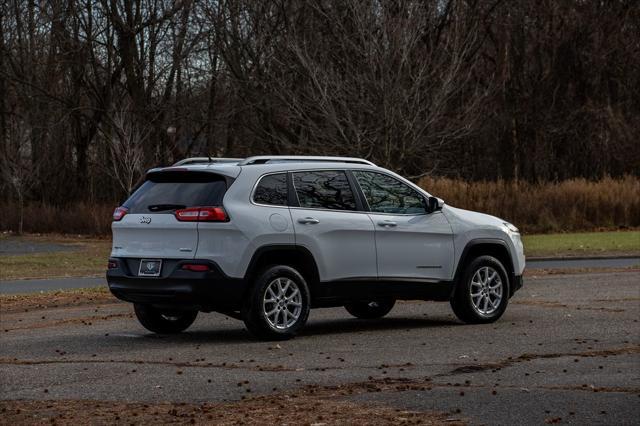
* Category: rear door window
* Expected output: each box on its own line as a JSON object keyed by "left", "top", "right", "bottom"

{"left": 123, "top": 172, "right": 227, "bottom": 214}
{"left": 253, "top": 173, "right": 288, "bottom": 206}
{"left": 292, "top": 170, "right": 356, "bottom": 211}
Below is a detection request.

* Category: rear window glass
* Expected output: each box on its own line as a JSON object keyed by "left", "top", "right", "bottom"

{"left": 253, "top": 173, "right": 288, "bottom": 206}
{"left": 123, "top": 172, "right": 227, "bottom": 213}
{"left": 292, "top": 170, "right": 356, "bottom": 211}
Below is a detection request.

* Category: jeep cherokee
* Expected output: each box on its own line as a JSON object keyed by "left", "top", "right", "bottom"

{"left": 107, "top": 156, "right": 525, "bottom": 339}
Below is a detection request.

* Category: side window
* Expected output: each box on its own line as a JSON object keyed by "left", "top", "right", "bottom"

{"left": 253, "top": 173, "right": 288, "bottom": 206}
{"left": 353, "top": 171, "right": 425, "bottom": 214}
{"left": 292, "top": 170, "right": 357, "bottom": 211}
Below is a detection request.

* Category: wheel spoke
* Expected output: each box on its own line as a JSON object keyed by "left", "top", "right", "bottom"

{"left": 266, "top": 307, "right": 278, "bottom": 317}
{"left": 267, "top": 287, "right": 277, "bottom": 299}
{"left": 281, "top": 280, "right": 291, "bottom": 295}
{"left": 286, "top": 289, "right": 299, "bottom": 300}
{"left": 489, "top": 297, "right": 498, "bottom": 309}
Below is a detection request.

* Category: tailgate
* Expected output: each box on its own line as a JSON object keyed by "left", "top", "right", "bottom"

{"left": 111, "top": 213, "right": 198, "bottom": 259}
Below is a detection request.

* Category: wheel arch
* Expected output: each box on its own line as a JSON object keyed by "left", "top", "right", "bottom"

{"left": 243, "top": 244, "right": 320, "bottom": 298}
{"left": 454, "top": 239, "right": 516, "bottom": 297}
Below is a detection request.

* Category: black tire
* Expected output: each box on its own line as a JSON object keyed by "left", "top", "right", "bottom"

{"left": 242, "top": 265, "right": 311, "bottom": 340}
{"left": 450, "top": 255, "right": 510, "bottom": 324}
{"left": 133, "top": 304, "right": 198, "bottom": 334}
{"left": 345, "top": 298, "right": 395, "bottom": 319}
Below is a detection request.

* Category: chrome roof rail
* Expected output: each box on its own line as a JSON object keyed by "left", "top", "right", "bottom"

{"left": 172, "top": 157, "right": 243, "bottom": 166}
{"left": 237, "top": 156, "right": 376, "bottom": 166}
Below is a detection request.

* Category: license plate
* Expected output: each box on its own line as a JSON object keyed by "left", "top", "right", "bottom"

{"left": 138, "top": 259, "right": 162, "bottom": 277}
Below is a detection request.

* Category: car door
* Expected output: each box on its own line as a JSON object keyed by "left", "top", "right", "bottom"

{"left": 352, "top": 170, "right": 455, "bottom": 281}
{"left": 289, "top": 170, "right": 377, "bottom": 282}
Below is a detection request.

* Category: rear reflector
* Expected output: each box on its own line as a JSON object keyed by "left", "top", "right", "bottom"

{"left": 107, "top": 260, "right": 118, "bottom": 269}
{"left": 113, "top": 206, "right": 128, "bottom": 221}
{"left": 175, "top": 206, "right": 228, "bottom": 222}
{"left": 181, "top": 264, "right": 210, "bottom": 272}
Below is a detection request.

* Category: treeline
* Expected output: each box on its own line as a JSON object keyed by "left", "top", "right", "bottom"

{"left": 1, "top": 0, "right": 639, "bottom": 208}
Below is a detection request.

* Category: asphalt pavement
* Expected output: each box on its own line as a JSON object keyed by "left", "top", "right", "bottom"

{"left": 1, "top": 271, "right": 638, "bottom": 425}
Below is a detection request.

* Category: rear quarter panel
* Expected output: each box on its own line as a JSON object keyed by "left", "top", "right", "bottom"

{"left": 197, "top": 169, "right": 295, "bottom": 278}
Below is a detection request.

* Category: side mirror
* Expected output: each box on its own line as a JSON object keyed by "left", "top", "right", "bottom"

{"left": 426, "top": 196, "right": 444, "bottom": 213}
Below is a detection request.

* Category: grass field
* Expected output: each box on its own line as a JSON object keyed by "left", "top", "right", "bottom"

{"left": 0, "top": 234, "right": 111, "bottom": 280}
{"left": 522, "top": 230, "right": 640, "bottom": 258}
{"left": 0, "top": 231, "right": 638, "bottom": 280}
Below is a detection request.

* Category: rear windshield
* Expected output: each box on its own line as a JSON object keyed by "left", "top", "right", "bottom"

{"left": 123, "top": 171, "right": 227, "bottom": 214}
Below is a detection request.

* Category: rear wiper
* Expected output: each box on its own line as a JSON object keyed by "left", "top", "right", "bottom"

{"left": 147, "top": 204, "right": 186, "bottom": 212}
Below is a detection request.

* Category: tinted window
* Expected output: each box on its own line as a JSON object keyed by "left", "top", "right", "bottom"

{"left": 353, "top": 171, "right": 425, "bottom": 214}
{"left": 123, "top": 172, "right": 227, "bottom": 214}
{"left": 254, "top": 173, "right": 288, "bottom": 206}
{"left": 292, "top": 171, "right": 356, "bottom": 211}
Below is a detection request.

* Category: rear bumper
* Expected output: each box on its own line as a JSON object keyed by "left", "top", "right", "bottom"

{"left": 106, "top": 258, "right": 247, "bottom": 311}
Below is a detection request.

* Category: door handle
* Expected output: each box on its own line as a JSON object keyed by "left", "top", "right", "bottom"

{"left": 298, "top": 217, "right": 320, "bottom": 225}
{"left": 377, "top": 220, "right": 397, "bottom": 227}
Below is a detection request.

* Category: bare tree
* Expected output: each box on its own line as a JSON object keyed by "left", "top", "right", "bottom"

{"left": 0, "top": 0, "right": 638, "bottom": 224}
{"left": 1, "top": 118, "right": 39, "bottom": 234}
{"left": 102, "top": 100, "right": 149, "bottom": 196}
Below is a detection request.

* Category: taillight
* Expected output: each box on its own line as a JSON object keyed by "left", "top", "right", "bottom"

{"left": 107, "top": 260, "right": 118, "bottom": 269}
{"left": 174, "top": 206, "right": 228, "bottom": 222}
{"left": 113, "top": 206, "right": 128, "bottom": 221}
{"left": 181, "top": 264, "right": 210, "bottom": 272}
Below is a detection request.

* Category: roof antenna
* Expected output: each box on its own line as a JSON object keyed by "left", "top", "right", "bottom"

{"left": 208, "top": 154, "right": 213, "bottom": 163}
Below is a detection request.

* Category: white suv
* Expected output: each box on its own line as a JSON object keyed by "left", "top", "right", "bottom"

{"left": 107, "top": 156, "right": 525, "bottom": 340}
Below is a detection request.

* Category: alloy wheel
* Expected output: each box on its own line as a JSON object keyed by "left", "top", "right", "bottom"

{"left": 263, "top": 277, "right": 303, "bottom": 330}
{"left": 470, "top": 266, "right": 503, "bottom": 316}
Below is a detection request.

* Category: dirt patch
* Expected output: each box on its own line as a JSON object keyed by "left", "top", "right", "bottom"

{"left": 0, "top": 358, "right": 299, "bottom": 374}
{"left": 442, "top": 346, "right": 640, "bottom": 377}
{"left": 2, "top": 312, "right": 132, "bottom": 332}
{"left": 513, "top": 300, "right": 569, "bottom": 308}
{"left": 0, "top": 288, "right": 119, "bottom": 313}
{"left": 523, "top": 267, "right": 640, "bottom": 276}
{"left": 539, "top": 384, "right": 640, "bottom": 394}
{"left": 513, "top": 299, "right": 628, "bottom": 312}
{"left": 0, "top": 395, "right": 459, "bottom": 425}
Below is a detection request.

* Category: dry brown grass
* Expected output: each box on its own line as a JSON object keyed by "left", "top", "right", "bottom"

{"left": 418, "top": 175, "right": 640, "bottom": 233}
{"left": 1, "top": 177, "right": 638, "bottom": 235}
{"left": 0, "top": 202, "right": 114, "bottom": 235}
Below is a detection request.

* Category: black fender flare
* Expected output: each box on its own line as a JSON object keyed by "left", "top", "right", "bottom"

{"left": 243, "top": 243, "right": 320, "bottom": 283}
{"left": 453, "top": 238, "right": 515, "bottom": 294}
